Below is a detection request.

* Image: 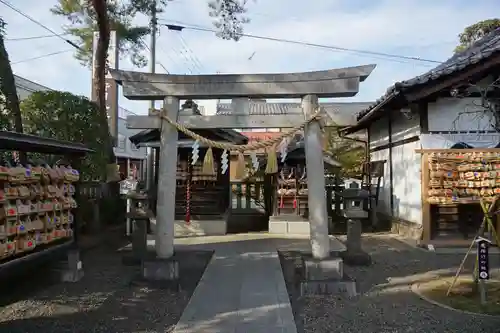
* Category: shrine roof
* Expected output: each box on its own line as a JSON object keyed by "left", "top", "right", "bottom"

{"left": 0, "top": 131, "right": 92, "bottom": 155}
{"left": 344, "top": 28, "right": 500, "bottom": 133}
{"left": 215, "top": 102, "right": 372, "bottom": 126}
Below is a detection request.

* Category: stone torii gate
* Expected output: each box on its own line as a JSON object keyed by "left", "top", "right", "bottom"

{"left": 111, "top": 64, "right": 375, "bottom": 277}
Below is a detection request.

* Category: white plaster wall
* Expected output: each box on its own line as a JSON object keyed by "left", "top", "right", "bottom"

{"left": 389, "top": 109, "right": 422, "bottom": 224}
{"left": 426, "top": 97, "right": 500, "bottom": 147}
{"left": 368, "top": 110, "right": 422, "bottom": 224}
{"left": 391, "top": 108, "right": 420, "bottom": 141}
{"left": 369, "top": 117, "right": 391, "bottom": 216}
{"left": 428, "top": 97, "right": 494, "bottom": 133}
{"left": 391, "top": 139, "right": 421, "bottom": 224}
{"left": 369, "top": 117, "right": 389, "bottom": 149}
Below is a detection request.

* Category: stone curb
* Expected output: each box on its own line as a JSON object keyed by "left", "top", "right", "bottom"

{"left": 411, "top": 282, "right": 500, "bottom": 318}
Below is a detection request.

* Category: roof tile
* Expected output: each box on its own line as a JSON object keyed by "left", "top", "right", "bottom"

{"left": 356, "top": 28, "right": 500, "bottom": 121}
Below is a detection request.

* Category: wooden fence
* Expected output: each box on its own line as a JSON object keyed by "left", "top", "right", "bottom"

{"left": 79, "top": 181, "right": 124, "bottom": 234}
{"left": 230, "top": 175, "right": 352, "bottom": 218}
{"left": 231, "top": 181, "right": 266, "bottom": 211}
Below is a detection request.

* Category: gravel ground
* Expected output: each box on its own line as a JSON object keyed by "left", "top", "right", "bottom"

{"left": 279, "top": 233, "right": 500, "bottom": 333}
{"left": 0, "top": 233, "right": 213, "bottom": 333}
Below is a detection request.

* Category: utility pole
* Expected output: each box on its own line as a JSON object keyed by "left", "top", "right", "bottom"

{"left": 145, "top": 4, "right": 157, "bottom": 191}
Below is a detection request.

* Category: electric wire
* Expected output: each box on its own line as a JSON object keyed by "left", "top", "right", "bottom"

{"left": 158, "top": 19, "right": 442, "bottom": 65}
{"left": 0, "top": 0, "right": 82, "bottom": 51}
{"left": 6, "top": 33, "right": 70, "bottom": 41}
{"left": 11, "top": 49, "right": 73, "bottom": 65}
{"left": 177, "top": 34, "right": 205, "bottom": 72}
{"left": 139, "top": 37, "right": 170, "bottom": 74}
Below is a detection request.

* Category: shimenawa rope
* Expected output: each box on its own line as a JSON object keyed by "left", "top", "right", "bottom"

{"left": 150, "top": 107, "right": 323, "bottom": 175}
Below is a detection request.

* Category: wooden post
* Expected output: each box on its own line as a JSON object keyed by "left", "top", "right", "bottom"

{"left": 326, "top": 187, "right": 333, "bottom": 217}
{"left": 70, "top": 156, "right": 82, "bottom": 246}
{"left": 421, "top": 152, "right": 431, "bottom": 244}
{"left": 496, "top": 209, "right": 500, "bottom": 245}
{"left": 334, "top": 174, "right": 342, "bottom": 215}
{"left": 245, "top": 183, "right": 252, "bottom": 208}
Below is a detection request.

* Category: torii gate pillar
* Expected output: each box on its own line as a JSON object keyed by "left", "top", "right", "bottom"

{"left": 155, "top": 96, "right": 179, "bottom": 259}
{"left": 302, "top": 95, "right": 330, "bottom": 259}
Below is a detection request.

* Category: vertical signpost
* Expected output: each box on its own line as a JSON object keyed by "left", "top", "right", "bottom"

{"left": 475, "top": 236, "right": 491, "bottom": 305}
{"left": 91, "top": 30, "right": 119, "bottom": 146}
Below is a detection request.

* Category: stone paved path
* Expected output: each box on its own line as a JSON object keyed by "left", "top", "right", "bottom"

{"left": 169, "top": 234, "right": 345, "bottom": 333}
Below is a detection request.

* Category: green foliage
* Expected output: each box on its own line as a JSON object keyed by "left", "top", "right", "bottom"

{"left": 0, "top": 23, "right": 12, "bottom": 132}
{"left": 0, "top": 17, "right": 5, "bottom": 36}
{"left": 51, "top": 0, "right": 250, "bottom": 68}
{"left": 20, "top": 91, "right": 108, "bottom": 180}
{"left": 209, "top": 0, "right": 250, "bottom": 41}
{"left": 0, "top": 17, "right": 24, "bottom": 144}
{"left": 455, "top": 19, "right": 500, "bottom": 53}
{"left": 51, "top": 0, "right": 155, "bottom": 67}
{"left": 324, "top": 127, "right": 365, "bottom": 178}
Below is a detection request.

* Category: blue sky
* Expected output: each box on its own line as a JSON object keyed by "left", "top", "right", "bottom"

{"left": 2, "top": 0, "right": 500, "bottom": 115}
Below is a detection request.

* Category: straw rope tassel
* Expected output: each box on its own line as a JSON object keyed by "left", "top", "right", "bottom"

{"left": 235, "top": 152, "right": 246, "bottom": 180}
{"left": 265, "top": 146, "right": 278, "bottom": 174}
{"left": 202, "top": 147, "right": 216, "bottom": 175}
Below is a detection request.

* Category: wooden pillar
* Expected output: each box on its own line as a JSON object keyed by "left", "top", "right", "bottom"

{"left": 388, "top": 112, "right": 394, "bottom": 215}
{"left": 126, "top": 158, "right": 131, "bottom": 178}
{"left": 146, "top": 147, "right": 155, "bottom": 190}
{"left": 326, "top": 186, "right": 333, "bottom": 217}
{"left": 263, "top": 173, "right": 274, "bottom": 217}
{"left": 418, "top": 103, "right": 430, "bottom": 243}
{"left": 421, "top": 152, "right": 431, "bottom": 244}
{"left": 334, "top": 173, "right": 342, "bottom": 215}
{"left": 154, "top": 147, "right": 160, "bottom": 185}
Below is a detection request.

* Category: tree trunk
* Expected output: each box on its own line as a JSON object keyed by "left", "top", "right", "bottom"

{"left": 91, "top": 0, "right": 115, "bottom": 164}
{"left": 0, "top": 26, "right": 26, "bottom": 163}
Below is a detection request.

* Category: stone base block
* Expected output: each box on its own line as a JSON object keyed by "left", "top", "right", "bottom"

{"left": 299, "top": 254, "right": 356, "bottom": 297}
{"left": 300, "top": 279, "right": 356, "bottom": 297}
{"left": 304, "top": 257, "right": 343, "bottom": 280}
{"left": 288, "top": 221, "right": 310, "bottom": 235}
{"left": 269, "top": 220, "right": 288, "bottom": 234}
{"left": 341, "top": 250, "right": 372, "bottom": 266}
{"left": 268, "top": 215, "right": 310, "bottom": 235}
{"left": 142, "top": 258, "right": 179, "bottom": 281}
{"left": 59, "top": 249, "right": 84, "bottom": 282}
{"left": 175, "top": 219, "right": 226, "bottom": 237}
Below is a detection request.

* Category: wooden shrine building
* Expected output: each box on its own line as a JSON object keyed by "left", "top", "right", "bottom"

{"left": 129, "top": 126, "right": 247, "bottom": 237}
{"left": 272, "top": 138, "right": 342, "bottom": 223}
